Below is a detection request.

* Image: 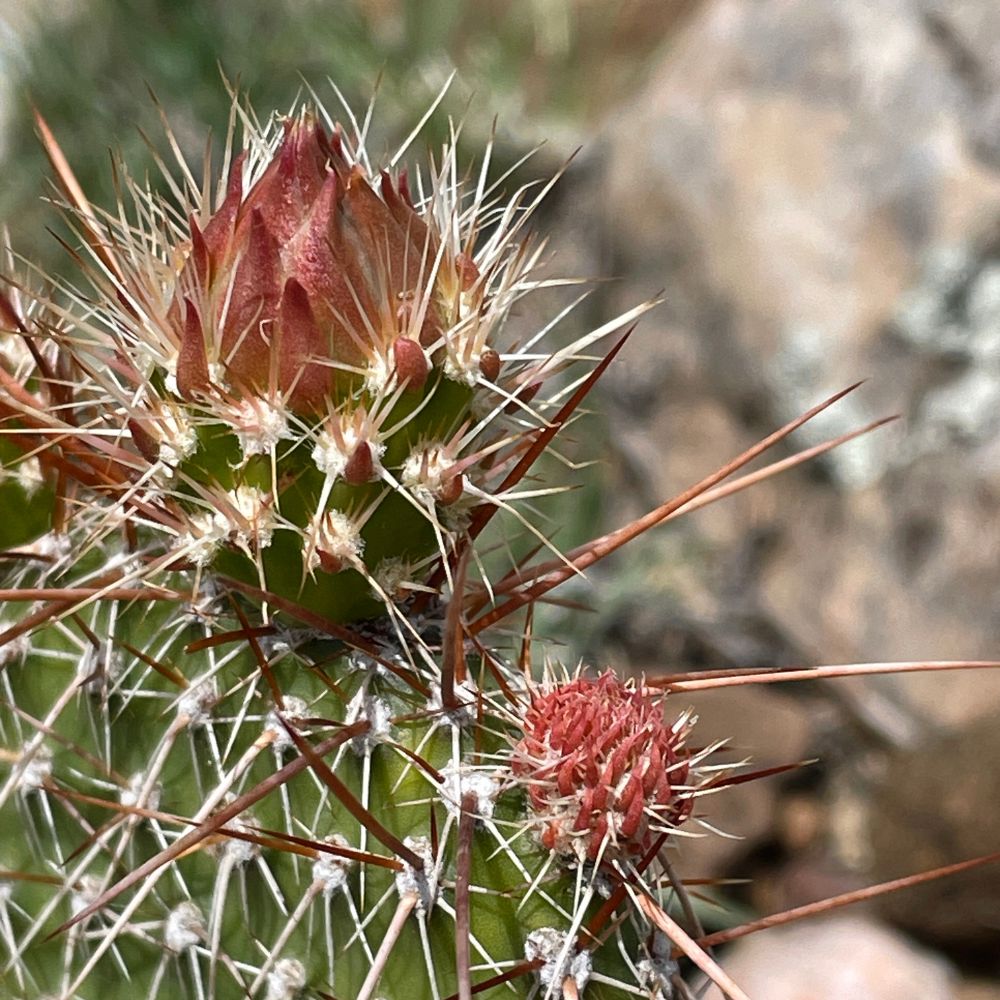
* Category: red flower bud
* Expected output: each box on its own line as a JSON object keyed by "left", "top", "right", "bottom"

{"left": 513, "top": 673, "right": 693, "bottom": 861}
{"left": 171, "top": 114, "right": 471, "bottom": 414}
{"left": 392, "top": 337, "right": 429, "bottom": 392}
{"left": 478, "top": 348, "right": 501, "bottom": 383}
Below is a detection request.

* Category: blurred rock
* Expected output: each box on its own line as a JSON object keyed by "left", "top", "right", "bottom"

{"left": 652, "top": 684, "right": 815, "bottom": 875}
{"left": 921, "top": 2, "right": 1000, "bottom": 169}
{"left": 867, "top": 711, "right": 1000, "bottom": 956}
{"left": 700, "top": 915, "right": 955, "bottom": 1000}
{"left": 567, "top": 0, "right": 1000, "bottom": 738}
{"left": 542, "top": 0, "right": 1000, "bottom": 974}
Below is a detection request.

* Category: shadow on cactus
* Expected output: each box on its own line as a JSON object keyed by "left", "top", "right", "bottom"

{"left": 2, "top": 82, "right": 999, "bottom": 1000}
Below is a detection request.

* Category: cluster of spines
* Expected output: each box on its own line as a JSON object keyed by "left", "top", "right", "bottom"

{"left": 20, "top": 93, "right": 619, "bottom": 635}
{"left": 512, "top": 671, "right": 697, "bottom": 862}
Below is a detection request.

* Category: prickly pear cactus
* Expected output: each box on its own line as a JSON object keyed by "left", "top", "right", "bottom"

{"left": 0, "top": 91, "right": 708, "bottom": 1000}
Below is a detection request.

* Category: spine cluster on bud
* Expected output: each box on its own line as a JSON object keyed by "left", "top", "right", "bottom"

{"left": 27, "top": 104, "right": 571, "bottom": 628}
{"left": 162, "top": 114, "right": 496, "bottom": 620}
{"left": 173, "top": 118, "right": 451, "bottom": 409}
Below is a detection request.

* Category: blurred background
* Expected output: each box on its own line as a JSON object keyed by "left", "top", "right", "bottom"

{"left": 2, "top": 1, "right": 999, "bottom": 996}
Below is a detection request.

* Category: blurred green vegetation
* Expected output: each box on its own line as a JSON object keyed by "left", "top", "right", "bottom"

{"left": 0, "top": 0, "right": 698, "bottom": 265}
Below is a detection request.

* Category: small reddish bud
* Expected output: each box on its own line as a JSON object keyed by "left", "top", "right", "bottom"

{"left": 342, "top": 441, "right": 376, "bottom": 485}
{"left": 392, "top": 337, "right": 429, "bottom": 392}
{"left": 316, "top": 551, "right": 345, "bottom": 575}
{"left": 478, "top": 348, "right": 501, "bottom": 383}
{"left": 437, "top": 471, "right": 464, "bottom": 506}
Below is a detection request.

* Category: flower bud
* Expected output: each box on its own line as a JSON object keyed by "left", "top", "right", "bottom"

{"left": 173, "top": 114, "right": 468, "bottom": 414}
{"left": 513, "top": 673, "right": 693, "bottom": 860}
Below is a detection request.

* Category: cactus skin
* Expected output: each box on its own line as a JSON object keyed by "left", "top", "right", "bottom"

{"left": 0, "top": 90, "right": 690, "bottom": 1000}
